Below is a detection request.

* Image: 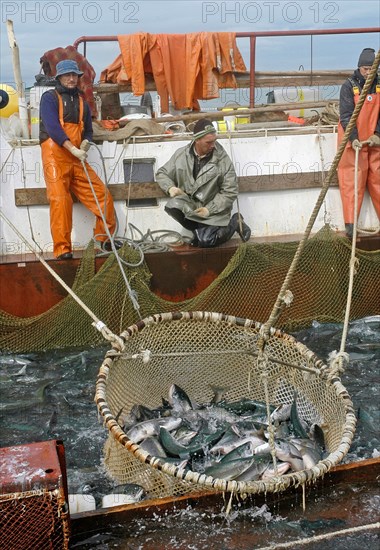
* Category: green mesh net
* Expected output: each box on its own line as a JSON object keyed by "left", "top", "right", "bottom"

{"left": 0, "top": 225, "right": 379, "bottom": 354}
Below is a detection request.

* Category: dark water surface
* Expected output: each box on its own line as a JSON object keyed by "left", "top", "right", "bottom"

{"left": 0, "top": 316, "right": 379, "bottom": 549}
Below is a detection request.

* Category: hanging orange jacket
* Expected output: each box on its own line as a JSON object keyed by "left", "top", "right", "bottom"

{"left": 337, "top": 84, "right": 380, "bottom": 224}
{"left": 41, "top": 93, "right": 116, "bottom": 257}
{"left": 101, "top": 32, "right": 247, "bottom": 113}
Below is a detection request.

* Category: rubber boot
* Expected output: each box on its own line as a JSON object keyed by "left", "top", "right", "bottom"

{"left": 231, "top": 213, "right": 251, "bottom": 242}
{"left": 194, "top": 215, "right": 241, "bottom": 248}
{"left": 345, "top": 223, "right": 354, "bottom": 239}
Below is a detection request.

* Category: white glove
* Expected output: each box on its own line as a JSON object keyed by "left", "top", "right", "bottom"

{"left": 168, "top": 186, "right": 185, "bottom": 198}
{"left": 367, "top": 134, "right": 380, "bottom": 147}
{"left": 351, "top": 139, "right": 362, "bottom": 150}
{"left": 70, "top": 146, "right": 87, "bottom": 162}
{"left": 80, "top": 139, "right": 91, "bottom": 152}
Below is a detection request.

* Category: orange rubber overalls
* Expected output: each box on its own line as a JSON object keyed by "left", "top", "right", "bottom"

{"left": 337, "top": 82, "right": 380, "bottom": 225}
{"left": 41, "top": 93, "right": 116, "bottom": 257}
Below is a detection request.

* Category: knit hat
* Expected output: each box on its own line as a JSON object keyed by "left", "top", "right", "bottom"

{"left": 55, "top": 59, "right": 84, "bottom": 79}
{"left": 193, "top": 118, "right": 216, "bottom": 140}
{"left": 357, "top": 48, "right": 375, "bottom": 67}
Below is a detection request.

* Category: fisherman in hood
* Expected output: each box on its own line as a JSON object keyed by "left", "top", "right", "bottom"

{"left": 337, "top": 47, "right": 380, "bottom": 238}
{"left": 156, "top": 118, "right": 251, "bottom": 247}
{"left": 39, "top": 59, "right": 121, "bottom": 259}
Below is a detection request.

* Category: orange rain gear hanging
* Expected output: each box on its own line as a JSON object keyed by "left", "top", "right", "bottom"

{"left": 337, "top": 85, "right": 380, "bottom": 225}
{"left": 41, "top": 93, "right": 116, "bottom": 257}
{"left": 100, "top": 32, "right": 247, "bottom": 114}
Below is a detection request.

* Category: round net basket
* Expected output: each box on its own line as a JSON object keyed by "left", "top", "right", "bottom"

{"left": 95, "top": 311, "right": 356, "bottom": 499}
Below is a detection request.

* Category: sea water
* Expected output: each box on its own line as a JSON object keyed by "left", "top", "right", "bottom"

{"left": 0, "top": 316, "right": 379, "bottom": 548}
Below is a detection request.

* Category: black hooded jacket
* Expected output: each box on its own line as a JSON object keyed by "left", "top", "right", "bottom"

{"left": 339, "top": 69, "right": 380, "bottom": 142}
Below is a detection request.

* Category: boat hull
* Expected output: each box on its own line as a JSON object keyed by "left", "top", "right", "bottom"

{"left": 70, "top": 457, "right": 380, "bottom": 549}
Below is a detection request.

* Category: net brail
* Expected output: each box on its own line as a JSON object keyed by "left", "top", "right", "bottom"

{"left": 96, "top": 311, "right": 356, "bottom": 498}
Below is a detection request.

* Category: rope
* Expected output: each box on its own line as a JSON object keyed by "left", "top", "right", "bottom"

{"left": 315, "top": 126, "right": 330, "bottom": 225}
{"left": 124, "top": 347, "right": 319, "bottom": 374}
{"left": 19, "top": 145, "right": 43, "bottom": 254}
{"left": 227, "top": 131, "right": 244, "bottom": 235}
{"left": 258, "top": 521, "right": 380, "bottom": 549}
{"left": 0, "top": 208, "right": 124, "bottom": 349}
{"left": 328, "top": 144, "right": 361, "bottom": 378}
{"left": 312, "top": 102, "right": 339, "bottom": 126}
{"left": 0, "top": 146, "right": 15, "bottom": 176}
{"left": 82, "top": 159, "right": 142, "bottom": 318}
{"left": 260, "top": 48, "right": 380, "bottom": 344}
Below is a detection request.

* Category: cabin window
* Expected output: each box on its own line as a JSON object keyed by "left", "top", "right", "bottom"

{"left": 123, "top": 158, "right": 157, "bottom": 207}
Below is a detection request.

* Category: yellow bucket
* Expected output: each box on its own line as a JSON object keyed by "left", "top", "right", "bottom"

{"left": 235, "top": 107, "right": 250, "bottom": 125}
{"left": 213, "top": 118, "right": 235, "bottom": 133}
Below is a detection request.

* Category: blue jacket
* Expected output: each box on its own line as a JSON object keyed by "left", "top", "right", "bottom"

{"left": 39, "top": 83, "right": 92, "bottom": 145}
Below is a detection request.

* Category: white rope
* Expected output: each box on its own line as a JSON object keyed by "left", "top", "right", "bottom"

{"left": 19, "top": 145, "right": 43, "bottom": 254}
{"left": 328, "top": 145, "right": 361, "bottom": 378}
{"left": 0, "top": 207, "right": 124, "bottom": 348}
{"left": 81, "top": 159, "right": 142, "bottom": 318}
{"left": 316, "top": 125, "right": 331, "bottom": 225}
{"left": 124, "top": 135, "right": 136, "bottom": 237}
{"left": 0, "top": 146, "right": 15, "bottom": 176}
{"left": 258, "top": 521, "right": 380, "bottom": 549}
{"left": 227, "top": 130, "right": 244, "bottom": 235}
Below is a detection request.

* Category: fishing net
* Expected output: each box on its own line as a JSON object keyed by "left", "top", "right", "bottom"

{"left": 0, "top": 225, "right": 379, "bottom": 353}
{"left": 0, "top": 488, "right": 70, "bottom": 549}
{"left": 95, "top": 311, "right": 356, "bottom": 498}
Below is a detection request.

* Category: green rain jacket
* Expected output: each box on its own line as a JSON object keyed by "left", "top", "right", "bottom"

{"left": 156, "top": 141, "right": 238, "bottom": 226}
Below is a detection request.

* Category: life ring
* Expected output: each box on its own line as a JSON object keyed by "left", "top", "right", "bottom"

{"left": 0, "top": 84, "right": 19, "bottom": 118}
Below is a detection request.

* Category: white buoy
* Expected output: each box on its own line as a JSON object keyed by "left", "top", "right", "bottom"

{"left": 102, "top": 493, "right": 141, "bottom": 508}
{"left": 68, "top": 493, "right": 96, "bottom": 513}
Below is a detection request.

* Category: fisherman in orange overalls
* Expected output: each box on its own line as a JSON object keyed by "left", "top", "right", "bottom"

{"left": 40, "top": 59, "right": 120, "bottom": 259}
{"left": 337, "top": 48, "right": 380, "bottom": 238}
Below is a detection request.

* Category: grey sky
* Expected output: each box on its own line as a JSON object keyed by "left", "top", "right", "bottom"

{"left": 1, "top": 0, "right": 379, "bottom": 90}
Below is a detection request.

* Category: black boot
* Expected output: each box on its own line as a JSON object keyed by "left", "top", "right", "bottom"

{"left": 231, "top": 213, "right": 251, "bottom": 242}
{"left": 345, "top": 223, "right": 354, "bottom": 238}
{"left": 194, "top": 226, "right": 221, "bottom": 248}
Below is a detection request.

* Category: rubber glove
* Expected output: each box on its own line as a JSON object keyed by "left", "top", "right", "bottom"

{"left": 69, "top": 146, "right": 87, "bottom": 161}
{"left": 351, "top": 139, "right": 362, "bottom": 150}
{"left": 80, "top": 139, "right": 91, "bottom": 152}
{"left": 367, "top": 134, "right": 380, "bottom": 147}
{"left": 194, "top": 207, "right": 209, "bottom": 218}
{"left": 168, "top": 186, "right": 185, "bottom": 198}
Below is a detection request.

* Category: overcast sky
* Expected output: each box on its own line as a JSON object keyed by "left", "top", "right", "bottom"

{"left": 1, "top": 0, "right": 379, "bottom": 90}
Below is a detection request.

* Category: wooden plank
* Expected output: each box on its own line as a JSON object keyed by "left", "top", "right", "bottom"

{"left": 14, "top": 172, "right": 338, "bottom": 207}
{"left": 94, "top": 70, "right": 351, "bottom": 93}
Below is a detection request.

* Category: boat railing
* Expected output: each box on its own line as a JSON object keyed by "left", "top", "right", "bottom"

{"left": 73, "top": 27, "right": 380, "bottom": 107}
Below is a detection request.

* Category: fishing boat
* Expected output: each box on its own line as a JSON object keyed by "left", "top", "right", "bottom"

{"left": 0, "top": 25, "right": 379, "bottom": 549}
{"left": 0, "top": 26, "right": 379, "bottom": 322}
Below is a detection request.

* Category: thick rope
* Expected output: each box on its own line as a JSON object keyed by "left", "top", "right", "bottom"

{"left": 260, "top": 48, "right": 380, "bottom": 343}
